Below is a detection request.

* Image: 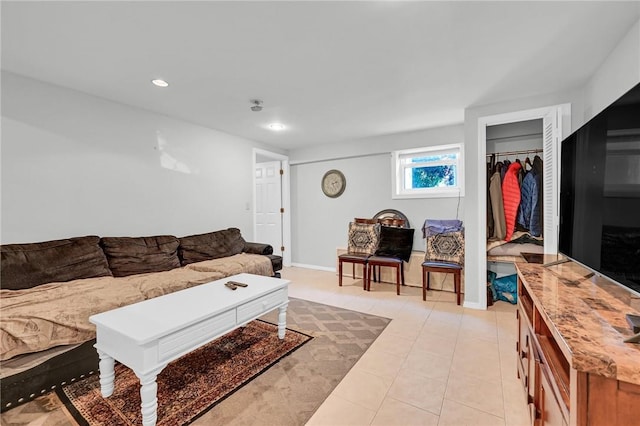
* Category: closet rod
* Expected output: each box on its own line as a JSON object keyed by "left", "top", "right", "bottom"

{"left": 486, "top": 148, "right": 543, "bottom": 158}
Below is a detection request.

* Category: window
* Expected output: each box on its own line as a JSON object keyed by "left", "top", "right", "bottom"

{"left": 392, "top": 144, "right": 464, "bottom": 199}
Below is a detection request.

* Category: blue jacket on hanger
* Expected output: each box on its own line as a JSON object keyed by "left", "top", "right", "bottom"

{"left": 517, "top": 169, "right": 541, "bottom": 236}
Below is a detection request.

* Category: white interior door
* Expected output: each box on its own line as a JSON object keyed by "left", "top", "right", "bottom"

{"left": 255, "top": 161, "right": 283, "bottom": 256}
{"left": 543, "top": 109, "right": 561, "bottom": 255}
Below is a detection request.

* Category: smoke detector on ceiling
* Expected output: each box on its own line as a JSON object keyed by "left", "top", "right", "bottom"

{"left": 250, "top": 99, "right": 263, "bottom": 112}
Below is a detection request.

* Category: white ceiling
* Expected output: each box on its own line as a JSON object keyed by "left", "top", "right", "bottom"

{"left": 2, "top": 1, "right": 639, "bottom": 150}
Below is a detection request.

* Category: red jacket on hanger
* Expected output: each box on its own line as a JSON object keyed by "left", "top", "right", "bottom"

{"left": 502, "top": 162, "right": 522, "bottom": 241}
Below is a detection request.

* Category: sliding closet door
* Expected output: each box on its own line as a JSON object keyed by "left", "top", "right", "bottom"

{"left": 543, "top": 109, "right": 561, "bottom": 255}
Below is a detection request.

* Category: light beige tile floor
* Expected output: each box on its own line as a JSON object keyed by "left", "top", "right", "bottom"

{"left": 280, "top": 266, "right": 530, "bottom": 426}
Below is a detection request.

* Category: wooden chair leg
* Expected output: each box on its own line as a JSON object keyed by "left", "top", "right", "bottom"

{"left": 362, "top": 263, "right": 367, "bottom": 290}
{"left": 401, "top": 262, "right": 405, "bottom": 286}
{"left": 352, "top": 263, "right": 355, "bottom": 279}
{"left": 339, "top": 260, "right": 343, "bottom": 286}
{"left": 367, "top": 264, "right": 372, "bottom": 291}
{"left": 396, "top": 265, "right": 400, "bottom": 295}
{"left": 422, "top": 266, "right": 427, "bottom": 301}
{"left": 455, "top": 270, "right": 461, "bottom": 305}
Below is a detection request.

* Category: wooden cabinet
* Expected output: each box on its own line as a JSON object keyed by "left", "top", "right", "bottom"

{"left": 515, "top": 263, "right": 640, "bottom": 426}
{"left": 539, "top": 366, "right": 567, "bottom": 426}
{"left": 517, "top": 278, "right": 564, "bottom": 426}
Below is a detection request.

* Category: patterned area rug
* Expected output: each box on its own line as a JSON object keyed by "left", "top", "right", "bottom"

{"left": 0, "top": 298, "right": 390, "bottom": 426}
{"left": 57, "top": 321, "right": 311, "bottom": 426}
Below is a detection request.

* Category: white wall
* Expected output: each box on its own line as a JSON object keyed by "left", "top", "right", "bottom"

{"left": 584, "top": 19, "right": 640, "bottom": 121}
{"left": 463, "top": 17, "right": 640, "bottom": 309}
{"left": 289, "top": 125, "right": 464, "bottom": 269}
{"left": 1, "top": 72, "right": 284, "bottom": 244}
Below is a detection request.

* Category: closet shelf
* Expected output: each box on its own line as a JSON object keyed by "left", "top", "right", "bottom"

{"left": 486, "top": 132, "right": 543, "bottom": 142}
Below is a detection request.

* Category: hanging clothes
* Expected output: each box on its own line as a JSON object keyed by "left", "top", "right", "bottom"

{"left": 517, "top": 166, "right": 542, "bottom": 236}
{"left": 489, "top": 171, "right": 506, "bottom": 240}
{"left": 487, "top": 161, "right": 494, "bottom": 237}
{"left": 533, "top": 155, "right": 544, "bottom": 233}
{"left": 502, "top": 162, "right": 522, "bottom": 241}
{"left": 500, "top": 160, "right": 511, "bottom": 183}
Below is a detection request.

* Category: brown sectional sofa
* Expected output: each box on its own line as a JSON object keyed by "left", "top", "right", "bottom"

{"left": 0, "top": 227, "right": 282, "bottom": 411}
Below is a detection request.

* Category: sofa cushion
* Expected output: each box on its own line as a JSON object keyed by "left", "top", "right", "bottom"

{"left": 179, "top": 228, "right": 246, "bottom": 266}
{"left": 1, "top": 236, "right": 112, "bottom": 290}
{"left": 347, "top": 222, "right": 381, "bottom": 256}
{"left": 101, "top": 235, "right": 181, "bottom": 277}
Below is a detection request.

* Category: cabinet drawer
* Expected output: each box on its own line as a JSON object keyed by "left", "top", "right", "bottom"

{"left": 158, "top": 309, "right": 236, "bottom": 361}
{"left": 540, "top": 365, "right": 568, "bottom": 426}
{"left": 237, "top": 289, "right": 286, "bottom": 324}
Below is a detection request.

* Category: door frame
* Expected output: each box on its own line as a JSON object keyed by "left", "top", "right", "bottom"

{"left": 253, "top": 148, "right": 291, "bottom": 267}
{"left": 474, "top": 103, "right": 571, "bottom": 309}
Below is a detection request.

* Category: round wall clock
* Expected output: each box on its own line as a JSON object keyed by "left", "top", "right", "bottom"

{"left": 321, "top": 169, "right": 346, "bottom": 198}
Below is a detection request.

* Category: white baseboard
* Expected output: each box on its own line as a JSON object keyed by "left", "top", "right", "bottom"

{"left": 463, "top": 300, "right": 486, "bottom": 310}
{"left": 290, "top": 263, "right": 336, "bottom": 272}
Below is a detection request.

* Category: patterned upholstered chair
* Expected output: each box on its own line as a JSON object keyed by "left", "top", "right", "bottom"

{"left": 338, "top": 221, "right": 381, "bottom": 289}
{"left": 421, "top": 221, "right": 465, "bottom": 305}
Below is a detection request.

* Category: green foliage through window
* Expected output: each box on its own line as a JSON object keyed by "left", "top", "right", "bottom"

{"left": 412, "top": 165, "right": 456, "bottom": 188}
{"left": 392, "top": 144, "right": 463, "bottom": 198}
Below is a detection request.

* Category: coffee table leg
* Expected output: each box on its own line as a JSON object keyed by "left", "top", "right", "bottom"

{"left": 97, "top": 349, "right": 115, "bottom": 397}
{"left": 135, "top": 366, "right": 166, "bottom": 426}
{"left": 278, "top": 302, "right": 288, "bottom": 339}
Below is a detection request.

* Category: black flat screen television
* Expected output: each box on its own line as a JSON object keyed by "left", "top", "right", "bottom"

{"left": 559, "top": 82, "right": 640, "bottom": 295}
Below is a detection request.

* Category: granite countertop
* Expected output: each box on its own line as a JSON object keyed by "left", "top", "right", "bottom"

{"left": 516, "top": 261, "right": 640, "bottom": 385}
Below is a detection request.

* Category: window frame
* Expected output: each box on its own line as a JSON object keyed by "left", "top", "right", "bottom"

{"left": 391, "top": 143, "right": 465, "bottom": 199}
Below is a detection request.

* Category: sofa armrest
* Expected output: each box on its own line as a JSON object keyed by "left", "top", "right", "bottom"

{"left": 243, "top": 242, "right": 274, "bottom": 255}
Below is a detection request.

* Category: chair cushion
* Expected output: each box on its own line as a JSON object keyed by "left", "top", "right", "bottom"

{"left": 339, "top": 253, "right": 369, "bottom": 262}
{"left": 425, "top": 230, "right": 464, "bottom": 265}
{"left": 101, "top": 235, "right": 181, "bottom": 277}
{"left": 368, "top": 256, "right": 403, "bottom": 265}
{"left": 422, "top": 261, "right": 463, "bottom": 269}
{"left": 347, "top": 222, "right": 381, "bottom": 256}
{"left": 375, "top": 226, "right": 414, "bottom": 262}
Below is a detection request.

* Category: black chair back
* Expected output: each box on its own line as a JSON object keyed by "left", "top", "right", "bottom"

{"left": 375, "top": 226, "right": 414, "bottom": 262}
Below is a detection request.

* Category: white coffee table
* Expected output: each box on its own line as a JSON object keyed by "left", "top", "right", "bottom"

{"left": 89, "top": 273, "right": 289, "bottom": 426}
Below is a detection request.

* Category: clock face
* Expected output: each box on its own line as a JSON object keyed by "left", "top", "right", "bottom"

{"left": 322, "top": 170, "right": 346, "bottom": 198}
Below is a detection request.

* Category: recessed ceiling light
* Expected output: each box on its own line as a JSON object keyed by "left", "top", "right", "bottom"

{"left": 269, "top": 123, "right": 285, "bottom": 131}
{"left": 151, "top": 79, "right": 169, "bottom": 87}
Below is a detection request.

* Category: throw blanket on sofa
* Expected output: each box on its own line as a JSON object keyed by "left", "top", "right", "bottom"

{"left": 0, "top": 277, "right": 144, "bottom": 361}
{"left": 0, "top": 254, "right": 273, "bottom": 361}
{"left": 185, "top": 253, "right": 273, "bottom": 278}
